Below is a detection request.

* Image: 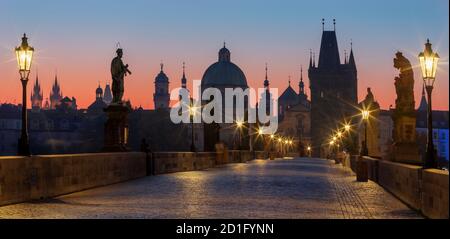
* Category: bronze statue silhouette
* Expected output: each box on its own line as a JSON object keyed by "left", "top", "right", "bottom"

{"left": 393, "top": 51, "right": 415, "bottom": 114}
{"left": 111, "top": 48, "right": 132, "bottom": 103}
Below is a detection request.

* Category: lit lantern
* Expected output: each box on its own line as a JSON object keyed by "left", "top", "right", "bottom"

{"left": 419, "top": 39, "right": 439, "bottom": 88}
{"left": 361, "top": 110, "right": 370, "bottom": 121}
{"left": 15, "top": 33, "right": 34, "bottom": 79}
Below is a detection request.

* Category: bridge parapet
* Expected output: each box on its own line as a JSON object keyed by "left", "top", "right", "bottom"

{"left": 0, "top": 150, "right": 269, "bottom": 207}
{"left": 0, "top": 153, "right": 146, "bottom": 207}
{"left": 345, "top": 155, "right": 448, "bottom": 219}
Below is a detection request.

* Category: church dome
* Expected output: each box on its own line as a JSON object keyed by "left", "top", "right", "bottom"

{"left": 201, "top": 45, "right": 247, "bottom": 88}
{"left": 155, "top": 63, "right": 169, "bottom": 83}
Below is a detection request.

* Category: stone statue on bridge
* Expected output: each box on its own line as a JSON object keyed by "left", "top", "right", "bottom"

{"left": 390, "top": 51, "right": 420, "bottom": 164}
{"left": 111, "top": 47, "right": 132, "bottom": 104}
{"left": 103, "top": 46, "right": 132, "bottom": 152}
{"left": 393, "top": 52, "right": 415, "bottom": 114}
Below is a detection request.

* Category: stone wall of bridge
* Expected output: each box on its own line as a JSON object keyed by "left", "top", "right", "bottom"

{"left": 150, "top": 150, "right": 265, "bottom": 175}
{"left": 0, "top": 152, "right": 146, "bottom": 207}
{"left": 346, "top": 155, "right": 448, "bottom": 219}
{"left": 0, "top": 150, "right": 267, "bottom": 206}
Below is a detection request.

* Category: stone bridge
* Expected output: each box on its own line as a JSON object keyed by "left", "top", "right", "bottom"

{"left": 1, "top": 152, "right": 445, "bottom": 219}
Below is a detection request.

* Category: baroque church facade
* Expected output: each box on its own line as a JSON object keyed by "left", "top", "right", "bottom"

{"left": 276, "top": 66, "right": 311, "bottom": 156}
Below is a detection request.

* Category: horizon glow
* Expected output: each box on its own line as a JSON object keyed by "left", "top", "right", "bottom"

{"left": 0, "top": 0, "right": 448, "bottom": 110}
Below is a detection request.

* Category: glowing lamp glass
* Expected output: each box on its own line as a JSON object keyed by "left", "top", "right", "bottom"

{"left": 15, "top": 34, "right": 34, "bottom": 76}
{"left": 361, "top": 110, "right": 370, "bottom": 120}
{"left": 418, "top": 39, "right": 439, "bottom": 86}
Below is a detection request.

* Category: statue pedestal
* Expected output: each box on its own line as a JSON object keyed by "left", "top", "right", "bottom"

{"left": 390, "top": 115, "right": 421, "bottom": 165}
{"left": 103, "top": 103, "right": 130, "bottom": 152}
{"left": 391, "top": 142, "right": 421, "bottom": 165}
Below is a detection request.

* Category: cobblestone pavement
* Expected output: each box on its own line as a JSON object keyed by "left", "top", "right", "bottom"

{"left": 0, "top": 158, "right": 422, "bottom": 219}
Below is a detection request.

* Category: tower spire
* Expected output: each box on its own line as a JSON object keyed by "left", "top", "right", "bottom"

{"left": 299, "top": 65, "right": 305, "bottom": 95}
{"left": 309, "top": 49, "right": 313, "bottom": 68}
{"left": 322, "top": 18, "right": 325, "bottom": 31}
{"left": 264, "top": 63, "right": 269, "bottom": 88}
{"left": 160, "top": 61, "right": 164, "bottom": 72}
{"left": 265, "top": 62, "right": 268, "bottom": 80}
{"left": 348, "top": 40, "right": 356, "bottom": 70}
{"left": 313, "top": 52, "right": 316, "bottom": 67}
{"left": 288, "top": 75, "right": 291, "bottom": 86}
{"left": 333, "top": 19, "right": 336, "bottom": 31}
{"left": 418, "top": 82, "right": 428, "bottom": 111}
{"left": 181, "top": 62, "right": 187, "bottom": 89}
{"left": 344, "top": 50, "right": 347, "bottom": 64}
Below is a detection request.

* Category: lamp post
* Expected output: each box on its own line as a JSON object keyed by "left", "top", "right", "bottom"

{"left": 419, "top": 39, "right": 439, "bottom": 169}
{"left": 236, "top": 121, "right": 243, "bottom": 150}
{"left": 307, "top": 146, "right": 311, "bottom": 157}
{"left": 15, "top": 34, "right": 34, "bottom": 156}
{"left": 270, "top": 134, "right": 275, "bottom": 152}
{"left": 189, "top": 103, "right": 196, "bottom": 152}
{"left": 257, "top": 128, "right": 264, "bottom": 151}
{"left": 361, "top": 110, "right": 370, "bottom": 156}
{"left": 278, "top": 137, "right": 282, "bottom": 155}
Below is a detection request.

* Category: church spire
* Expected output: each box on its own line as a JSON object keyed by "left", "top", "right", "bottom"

{"left": 31, "top": 70, "right": 43, "bottom": 109}
{"left": 299, "top": 65, "right": 305, "bottom": 95}
{"left": 313, "top": 52, "right": 316, "bottom": 67}
{"left": 344, "top": 50, "right": 347, "bottom": 64}
{"left": 348, "top": 40, "right": 356, "bottom": 70}
{"left": 181, "top": 62, "right": 187, "bottom": 89}
{"left": 418, "top": 82, "right": 428, "bottom": 111}
{"left": 264, "top": 63, "right": 269, "bottom": 88}
{"left": 309, "top": 49, "right": 313, "bottom": 68}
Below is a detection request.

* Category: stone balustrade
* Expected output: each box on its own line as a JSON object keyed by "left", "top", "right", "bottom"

{"left": 345, "top": 155, "right": 448, "bottom": 219}
{"left": 0, "top": 150, "right": 267, "bottom": 206}
{"left": 0, "top": 152, "right": 146, "bottom": 206}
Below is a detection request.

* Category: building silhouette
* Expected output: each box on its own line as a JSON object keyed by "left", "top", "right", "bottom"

{"left": 201, "top": 44, "right": 249, "bottom": 151}
{"left": 103, "top": 83, "right": 113, "bottom": 105}
{"left": 31, "top": 74, "right": 43, "bottom": 110}
{"left": 277, "top": 66, "right": 311, "bottom": 155}
{"left": 50, "top": 74, "right": 63, "bottom": 109}
{"left": 88, "top": 84, "right": 108, "bottom": 113}
{"left": 308, "top": 20, "right": 358, "bottom": 157}
{"left": 153, "top": 63, "right": 170, "bottom": 110}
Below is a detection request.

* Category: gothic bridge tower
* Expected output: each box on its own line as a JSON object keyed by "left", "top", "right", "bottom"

{"left": 308, "top": 19, "right": 358, "bottom": 157}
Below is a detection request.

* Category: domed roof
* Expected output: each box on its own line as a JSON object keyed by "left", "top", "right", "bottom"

{"left": 155, "top": 63, "right": 169, "bottom": 83}
{"left": 201, "top": 45, "right": 247, "bottom": 88}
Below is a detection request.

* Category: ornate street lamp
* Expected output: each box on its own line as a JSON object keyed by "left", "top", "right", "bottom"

{"left": 361, "top": 109, "right": 370, "bottom": 156}
{"left": 419, "top": 39, "right": 439, "bottom": 169}
{"left": 307, "top": 146, "right": 312, "bottom": 157}
{"left": 189, "top": 102, "right": 196, "bottom": 152}
{"left": 15, "top": 34, "right": 34, "bottom": 156}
